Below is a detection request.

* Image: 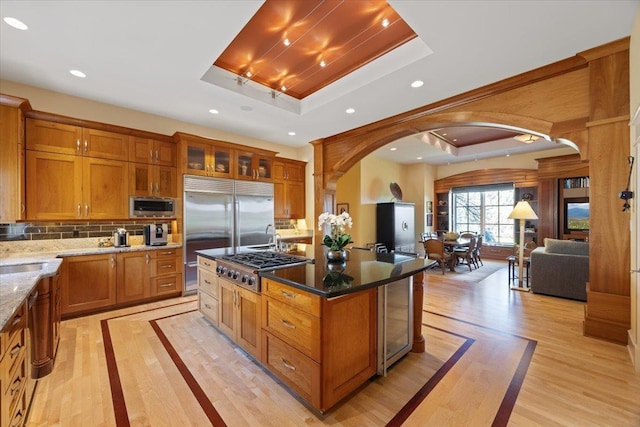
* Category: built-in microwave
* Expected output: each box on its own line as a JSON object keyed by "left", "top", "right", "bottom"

{"left": 129, "top": 196, "right": 175, "bottom": 218}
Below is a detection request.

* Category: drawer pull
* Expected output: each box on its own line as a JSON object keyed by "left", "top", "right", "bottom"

{"left": 281, "top": 358, "right": 296, "bottom": 371}
{"left": 11, "top": 315, "right": 22, "bottom": 327}
{"left": 279, "top": 319, "right": 296, "bottom": 329}
{"left": 204, "top": 279, "right": 212, "bottom": 285}
{"left": 11, "top": 377, "right": 22, "bottom": 395}
{"left": 12, "top": 409, "right": 24, "bottom": 426}
{"left": 9, "top": 342, "right": 22, "bottom": 358}
{"left": 204, "top": 303, "right": 212, "bottom": 309}
{"left": 159, "top": 282, "right": 175, "bottom": 288}
{"left": 160, "top": 264, "right": 173, "bottom": 269}
{"left": 160, "top": 251, "right": 173, "bottom": 255}
{"left": 281, "top": 290, "right": 296, "bottom": 299}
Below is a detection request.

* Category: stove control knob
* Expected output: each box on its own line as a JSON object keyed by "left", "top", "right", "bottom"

{"left": 241, "top": 274, "right": 249, "bottom": 283}
{"left": 227, "top": 269, "right": 234, "bottom": 278}
{"left": 216, "top": 266, "right": 224, "bottom": 274}
{"left": 248, "top": 277, "right": 257, "bottom": 287}
{"left": 218, "top": 266, "right": 227, "bottom": 275}
{"left": 232, "top": 271, "right": 240, "bottom": 280}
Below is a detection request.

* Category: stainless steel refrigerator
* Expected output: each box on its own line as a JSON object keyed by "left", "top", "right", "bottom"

{"left": 183, "top": 175, "right": 275, "bottom": 293}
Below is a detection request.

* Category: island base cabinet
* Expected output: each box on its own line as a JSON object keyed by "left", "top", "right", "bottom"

{"left": 262, "top": 332, "right": 321, "bottom": 409}
{"left": 217, "top": 278, "right": 261, "bottom": 360}
{"left": 1, "top": 301, "right": 28, "bottom": 427}
{"left": 261, "top": 278, "right": 377, "bottom": 413}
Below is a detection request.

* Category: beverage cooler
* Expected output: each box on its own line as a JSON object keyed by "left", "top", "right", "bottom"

{"left": 376, "top": 202, "right": 415, "bottom": 253}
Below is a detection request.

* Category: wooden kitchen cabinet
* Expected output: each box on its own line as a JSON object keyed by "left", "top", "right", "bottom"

{"left": 116, "top": 251, "right": 151, "bottom": 304}
{"left": 1, "top": 300, "right": 28, "bottom": 427}
{"left": 235, "top": 149, "right": 274, "bottom": 182}
{"left": 60, "top": 254, "right": 117, "bottom": 316}
{"left": 149, "top": 248, "right": 182, "bottom": 297}
{"left": 273, "top": 159, "right": 306, "bottom": 219}
{"left": 261, "top": 279, "right": 377, "bottom": 412}
{"left": 129, "top": 163, "right": 177, "bottom": 198}
{"left": 31, "top": 274, "right": 61, "bottom": 379}
{"left": 26, "top": 118, "right": 129, "bottom": 161}
{"left": 0, "top": 96, "right": 28, "bottom": 223}
{"left": 180, "top": 135, "right": 234, "bottom": 178}
{"left": 26, "top": 150, "right": 129, "bottom": 220}
{"left": 218, "top": 278, "right": 261, "bottom": 360}
{"left": 129, "top": 136, "right": 176, "bottom": 167}
{"left": 197, "top": 256, "right": 219, "bottom": 326}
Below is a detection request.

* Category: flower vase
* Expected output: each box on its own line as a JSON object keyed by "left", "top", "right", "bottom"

{"left": 326, "top": 249, "right": 346, "bottom": 262}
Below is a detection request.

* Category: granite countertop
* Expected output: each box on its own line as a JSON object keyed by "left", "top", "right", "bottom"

{"left": 0, "top": 238, "right": 182, "bottom": 331}
{"left": 261, "top": 247, "right": 434, "bottom": 298}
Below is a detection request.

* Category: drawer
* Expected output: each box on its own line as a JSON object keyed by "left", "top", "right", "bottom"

{"left": 4, "top": 354, "right": 26, "bottom": 418}
{"left": 4, "top": 304, "right": 26, "bottom": 348}
{"left": 3, "top": 328, "right": 26, "bottom": 390}
{"left": 8, "top": 390, "right": 28, "bottom": 427}
{"left": 262, "top": 298, "right": 320, "bottom": 361}
{"left": 150, "top": 273, "right": 181, "bottom": 296}
{"left": 199, "top": 291, "right": 219, "bottom": 327}
{"left": 198, "top": 268, "right": 218, "bottom": 298}
{"left": 262, "top": 279, "right": 320, "bottom": 316}
{"left": 261, "top": 332, "right": 320, "bottom": 407}
{"left": 152, "top": 248, "right": 181, "bottom": 259}
{"left": 197, "top": 256, "right": 216, "bottom": 272}
{"left": 151, "top": 258, "right": 180, "bottom": 276}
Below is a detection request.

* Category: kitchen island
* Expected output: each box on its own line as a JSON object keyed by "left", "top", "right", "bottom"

{"left": 196, "top": 247, "right": 433, "bottom": 413}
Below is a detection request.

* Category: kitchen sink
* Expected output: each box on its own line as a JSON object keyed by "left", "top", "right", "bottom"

{"left": 0, "top": 262, "right": 47, "bottom": 274}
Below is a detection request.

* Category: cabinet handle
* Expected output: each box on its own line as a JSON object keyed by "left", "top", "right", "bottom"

{"left": 111, "top": 256, "right": 115, "bottom": 268}
{"left": 161, "top": 251, "right": 173, "bottom": 255}
{"left": 76, "top": 139, "right": 81, "bottom": 152}
{"left": 203, "top": 261, "right": 211, "bottom": 267}
{"left": 11, "top": 314, "right": 22, "bottom": 327}
{"left": 9, "top": 342, "right": 22, "bottom": 358}
{"left": 10, "top": 377, "right": 22, "bottom": 395}
{"left": 21, "top": 203, "right": 25, "bottom": 214}
{"left": 280, "top": 290, "right": 296, "bottom": 299}
{"left": 279, "top": 318, "right": 296, "bottom": 329}
{"left": 149, "top": 182, "right": 154, "bottom": 193}
{"left": 84, "top": 139, "right": 88, "bottom": 152}
{"left": 158, "top": 282, "right": 175, "bottom": 288}
{"left": 146, "top": 253, "right": 150, "bottom": 264}
{"left": 77, "top": 203, "right": 81, "bottom": 217}
{"left": 204, "top": 279, "right": 212, "bottom": 285}
{"left": 155, "top": 183, "right": 159, "bottom": 194}
{"left": 280, "top": 358, "right": 296, "bottom": 371}
{"left": 204, "top": 303, "right": 212, "bottom": 309}
{"left": 160, "top": 264, "right": 173, "bottom": 269}
{"left": 85, "top": 204, "right": 89, "bottom": 217}
{"left": 150, "top": 149, "right": 154, "bottom": 161}
{"left": 155, "top": 150, "right": 159, "bottom": 161}
{"left": 12, "top": 409, "right": 24, "bottom": 426}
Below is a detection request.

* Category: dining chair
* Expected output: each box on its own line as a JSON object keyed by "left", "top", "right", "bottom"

{"left": 473, "top": 234, "right": 484, "bottom": 266}
{"left": 453, "top": 236, "right": 477, "bottom": 271}
{"left": 423, "top": 238, "right": 453, "bottom": 274}
{"left": 420, "top": 232, "right": 437, "bottom": 241}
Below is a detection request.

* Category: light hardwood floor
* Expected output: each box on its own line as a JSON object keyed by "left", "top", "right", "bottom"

{"left": 26, "top": 261, "right": 640, "bottom": 426}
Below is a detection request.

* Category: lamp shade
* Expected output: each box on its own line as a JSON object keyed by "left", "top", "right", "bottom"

{"left": 508, "top": 201, "right": 538, "bottom": 220}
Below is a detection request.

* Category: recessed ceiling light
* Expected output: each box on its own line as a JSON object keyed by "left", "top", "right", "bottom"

{"left": 416, "top": 156, "right": 423, "bottom": 160}
{"left": 381, "top": 18, "right": 390, "bottom": 28}
{"left": 283, "top": 38, "right": 290, "bottom": 46}
{"left": 209, "top": 109, "right": 219, "bottom": 115}
{"left": 280, "top": 85, "right": 287, "bottom": 92}
{"left": 390, "top": 147, "right": 397, "bottom": 151}
{"left": 411, "top": 80, "right": 423, "bottom": 88}
{"left": 69, "top": 69, "right": 86, "bottom": 78}
{"left": 288, "top": 131, "right": 296, "bottom": 136}
{"left": 319, "top": 60, "right": 326, "bottom": 68}
{"left": 4, "top": 17, "right": 28, "bottom": 30}
{"left": 245, "top": 71, "right": 252, "bottom": 78}
{"left": 345, "top": 108, "right": 355, "bottom": 114}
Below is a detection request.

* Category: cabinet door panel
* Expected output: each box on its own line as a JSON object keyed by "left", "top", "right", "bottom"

{"left": 156, "top": 166, "right": 177, "bottom": 197}
{"left": 156, "top": 140, "right": 177, "bottom": 167}
{"left": 83, "top": 128, "right": 129, "bottom": 161}
{"left": 26, "top": 119, "right": 82, "bottom": 155}
{"left": 26, "top": 151, "right": 82, "bottom": 220}
{"left": 286, "top": 181, "right": 305, "bottom": 219}
{"left": 218, "top": 280, "right": 235, "bottom": 337}
{"left": 129, "top": 163, "right": 152, "bottom": 196}
{"left": 61, "top": 254, "right": 116, "bottom": 315}
{"left": 116, "top": 252, "right": 150, "bottom": 303}
{"left": 83, "top": 158, "right": 129, "bottom": 219}
{"left": 236, "top": 287, "right": 261, "bottom": 359}
{"left": 0, "top": 104, "right": 26, "bottom": 222}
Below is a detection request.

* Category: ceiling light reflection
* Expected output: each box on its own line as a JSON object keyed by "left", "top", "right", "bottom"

{"left": 69, "top": 69, "right": 86, "bottom": 78}
{"left": 4, "top": 17, "right": 28, "bottom": 30}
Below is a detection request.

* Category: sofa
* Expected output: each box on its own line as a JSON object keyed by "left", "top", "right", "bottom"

{"left": 529, "top": 238, "right": 589, "bottom": 301}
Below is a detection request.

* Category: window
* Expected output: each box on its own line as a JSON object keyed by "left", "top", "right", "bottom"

{"left": 452, "top": 184, "right": 515, "bottom": 244}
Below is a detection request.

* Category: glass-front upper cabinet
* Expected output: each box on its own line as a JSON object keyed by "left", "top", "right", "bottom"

{"left": 235, "top": 150, "right": 273, "bottom": 182}
{"left": 183, "top": 139, "right": 233, "bottom": 178}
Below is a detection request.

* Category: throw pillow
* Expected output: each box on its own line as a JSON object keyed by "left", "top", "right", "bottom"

{"left": 544, "top": 238, "right": 589, "bottom": 256}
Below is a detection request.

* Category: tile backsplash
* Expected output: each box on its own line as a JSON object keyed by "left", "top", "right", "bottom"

{"left": 0, "top": 221, "right": 173, "bottom": 242}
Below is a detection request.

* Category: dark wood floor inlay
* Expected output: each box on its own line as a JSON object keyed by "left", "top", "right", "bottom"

{"left": 150, "top": 313, "right": 228, "bottom": 427}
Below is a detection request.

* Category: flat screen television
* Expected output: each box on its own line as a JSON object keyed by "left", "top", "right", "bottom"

{"left": 564, "top": 197, "right": 589, "bottom": 233}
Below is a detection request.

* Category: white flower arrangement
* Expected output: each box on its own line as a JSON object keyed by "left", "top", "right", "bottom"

{"left": 317, "top": 211, "right": 353, "bottom": 251}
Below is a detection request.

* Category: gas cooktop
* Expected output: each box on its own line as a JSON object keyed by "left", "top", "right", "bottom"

{"left": 219, "top": 251, "right": 312, "bottom": 270}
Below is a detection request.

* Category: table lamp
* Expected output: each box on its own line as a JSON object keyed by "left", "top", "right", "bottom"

{"left": 508, "top": 201, "right": 538, "bottom": 290}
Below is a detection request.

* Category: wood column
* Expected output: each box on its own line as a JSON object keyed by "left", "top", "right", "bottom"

{"left": 412, "top": 271, "right": 425, "bottom": 353}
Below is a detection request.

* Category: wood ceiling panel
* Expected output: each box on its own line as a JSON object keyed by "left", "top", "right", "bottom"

{"left": 213, "top": 0, "right": 416, "bottom": 99}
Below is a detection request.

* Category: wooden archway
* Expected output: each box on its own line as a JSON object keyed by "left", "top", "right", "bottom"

{"left": 312, "top": 38, "right": 631, "bottom": 344}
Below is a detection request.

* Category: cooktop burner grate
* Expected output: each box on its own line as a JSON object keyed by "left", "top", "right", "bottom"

{"left": 220, "top": 252, "right": 311, "bottom": 270}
